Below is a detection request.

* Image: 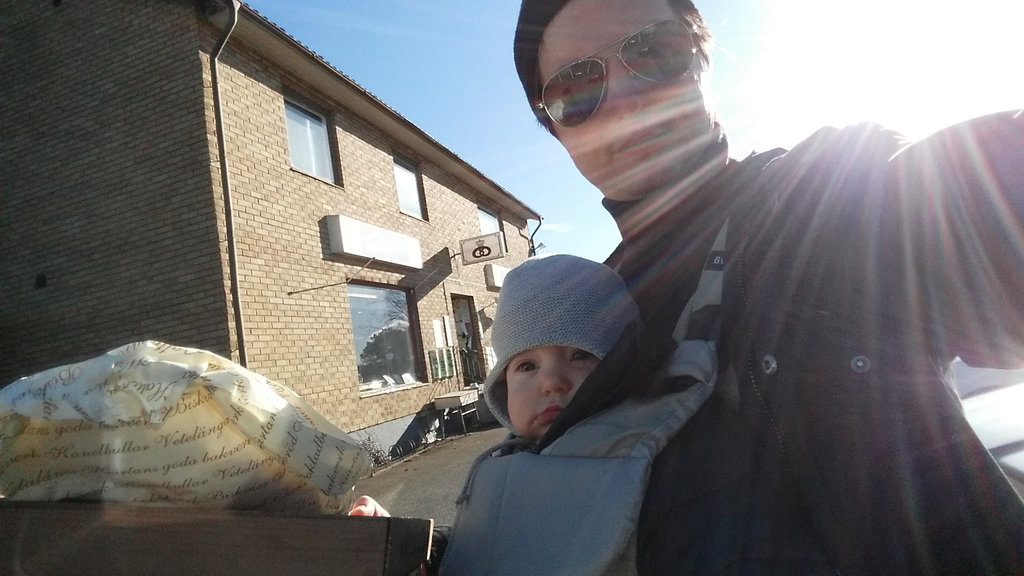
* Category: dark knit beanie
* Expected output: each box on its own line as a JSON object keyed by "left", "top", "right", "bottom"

{"left": 513, "top": 1, "right": 572, "bottom": 127}
{"left": 513, "top": 0, "right": 711, "bottom": 130}
{"left": 483, "top": 254, "right": 639, "bottom": 433}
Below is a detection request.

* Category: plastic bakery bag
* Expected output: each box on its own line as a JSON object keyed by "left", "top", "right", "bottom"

{"left": 0, "top": 341, "right": 370, "bottom": 513}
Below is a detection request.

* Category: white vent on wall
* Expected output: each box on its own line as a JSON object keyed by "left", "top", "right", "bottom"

{"left": 484, "top": 263, "right": 509, "bottom": 289}
{"left": 325, "top": 215, "right": 423, "bottom": 269}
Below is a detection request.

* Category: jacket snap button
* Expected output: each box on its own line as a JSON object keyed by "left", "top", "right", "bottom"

{"left": 851, "top": 355, "right": 871, "bottom": 373}
{"left": 761, "top": 354, "right": 778, "bottom": 375}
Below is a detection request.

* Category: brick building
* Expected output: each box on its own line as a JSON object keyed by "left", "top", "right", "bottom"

{"left": 0, "top": 1, "right": 540, "bottom": 449}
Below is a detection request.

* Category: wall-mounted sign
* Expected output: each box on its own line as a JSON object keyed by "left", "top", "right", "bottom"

{"left": 459, "top": 232, "right": 505, "bottom": 265}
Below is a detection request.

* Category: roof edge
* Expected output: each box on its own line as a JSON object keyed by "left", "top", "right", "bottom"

{"left": 228, "top": 3, "right": 541, "bottom": 223}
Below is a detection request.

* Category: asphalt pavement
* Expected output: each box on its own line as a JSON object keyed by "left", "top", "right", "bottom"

{"left": 353, "top": 423, "right": 508, "bottom": 525}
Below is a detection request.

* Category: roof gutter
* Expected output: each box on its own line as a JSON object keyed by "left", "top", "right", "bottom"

{"left": 235, "top": 4, "right": 541, "bottom": 224}
{"left": 528, "top": 218, "right": 543, "bottom": 256}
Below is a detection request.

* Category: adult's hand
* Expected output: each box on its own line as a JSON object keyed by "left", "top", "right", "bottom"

{"left": 347, "top": 495, "right": 390, "bottom": 517}
{"left": 349, "top": 496, "right": 429, "bottom": 575}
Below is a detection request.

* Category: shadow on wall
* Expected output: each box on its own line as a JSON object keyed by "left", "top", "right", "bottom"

{"left": 400, "top": 249, "right": 454, "bottom": 300}
{"left": 353, "top": 408, "right": 441, "bottom": 472}
{"left": 353, "top": 401, "right": 494, "bottom": 474}
{"left": 388, "top": 409, "right": 441, "bottom": 461}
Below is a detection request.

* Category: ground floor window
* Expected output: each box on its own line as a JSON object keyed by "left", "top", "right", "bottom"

{"left": 348, "top": 283, "right": 418, "bottom": 391}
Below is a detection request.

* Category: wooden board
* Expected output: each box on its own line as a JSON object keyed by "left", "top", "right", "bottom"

{"left": 0, "top": 501, "right": 432, "bottom": 576}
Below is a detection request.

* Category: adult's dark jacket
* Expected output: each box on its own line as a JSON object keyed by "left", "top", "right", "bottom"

{"left": 603, "top": 111, "right": 1024, "bottom": 575}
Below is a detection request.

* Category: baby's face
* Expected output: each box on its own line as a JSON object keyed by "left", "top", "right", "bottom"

{"left": 505, "top": 345, "right": 600, "bottom": 440}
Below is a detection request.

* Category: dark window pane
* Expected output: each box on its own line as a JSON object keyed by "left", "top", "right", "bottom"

{"left": 348, "top": 284, "right": 417, "bottom": 389}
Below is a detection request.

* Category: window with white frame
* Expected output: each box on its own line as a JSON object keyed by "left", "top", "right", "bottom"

{"left": 478, "top": 206, "right": 507, "bottom": 251}
{"left": 284, "top": 100, "right": 335, "bottom": 183}
{"left": 478, "top": 207, "right": 500, "bottom": 234}
{"left": 348, "top": 283, "right": 419, "bottom": 391}
{"left": 393, "top": 156, "right": 426, "bottom": 219}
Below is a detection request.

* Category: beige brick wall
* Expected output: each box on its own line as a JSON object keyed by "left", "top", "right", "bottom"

{"left": 0, "top": 0, "right": 232, "bottom": 384}
{"left": 0, "top": 1, "right": 534, "bottom": 436}
{"left": 214, "top": 39, "right": 532, "bottom": 432}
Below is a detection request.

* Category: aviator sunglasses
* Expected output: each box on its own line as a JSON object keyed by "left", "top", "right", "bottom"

{"left": 538, "top": 20, "right": 698, "bottom": 128}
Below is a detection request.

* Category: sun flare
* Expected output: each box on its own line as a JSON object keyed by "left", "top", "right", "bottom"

{"left": 716, "top": 0, "right": 1024, "bottom": 153}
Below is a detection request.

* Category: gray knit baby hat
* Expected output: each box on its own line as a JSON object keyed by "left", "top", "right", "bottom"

{"left": 483, "top": 254, "right": 638, "bottom": 434}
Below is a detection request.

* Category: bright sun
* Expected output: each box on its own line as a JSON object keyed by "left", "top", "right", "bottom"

{"left": 717, "top": 0, "right": 1024, "bottom": 154}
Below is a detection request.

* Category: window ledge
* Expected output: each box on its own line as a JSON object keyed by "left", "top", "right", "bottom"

{"left": 289, "top": 166, "right": 343, "bottom": 189}
{"left": 359, "top": 381, "right": 428, "bottom": 399}
{"left": 398, "top": 209, "right": 428, "bottom": 223}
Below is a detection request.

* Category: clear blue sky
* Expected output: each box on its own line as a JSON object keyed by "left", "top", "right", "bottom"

{"left": 244, "top": 1, "right": 1023, "bottom": 262}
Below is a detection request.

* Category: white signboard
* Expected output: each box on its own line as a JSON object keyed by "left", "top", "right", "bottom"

{"left": 325, "top": 214, "right": 423, "bottom": 269}
{"left": 460, "top": 232, "right": 506, "bottom": 265}
{"left": 432, "top": 318, "right": 446, "bottom": 348}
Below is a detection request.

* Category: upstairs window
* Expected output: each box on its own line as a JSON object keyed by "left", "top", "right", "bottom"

{"left": 478, "top": 207, "right": 500, "bottom": 234}
{"left": 393, "top": 156, "right": 426, "bottom": 220}
{"left": 285, "top": 100, "right": 335, "bottom": 183}
{"left": 478, "top": 206, "right": 507, "bottom": 251}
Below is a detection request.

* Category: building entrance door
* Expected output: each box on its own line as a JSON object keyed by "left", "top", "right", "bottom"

{"left": 451, "top": 295, "right": 485, "bottom": 385}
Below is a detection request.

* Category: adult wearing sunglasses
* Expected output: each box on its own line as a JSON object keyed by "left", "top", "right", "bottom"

{"left": 501, "top": 0, "right": 1024, "bottom": 575}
